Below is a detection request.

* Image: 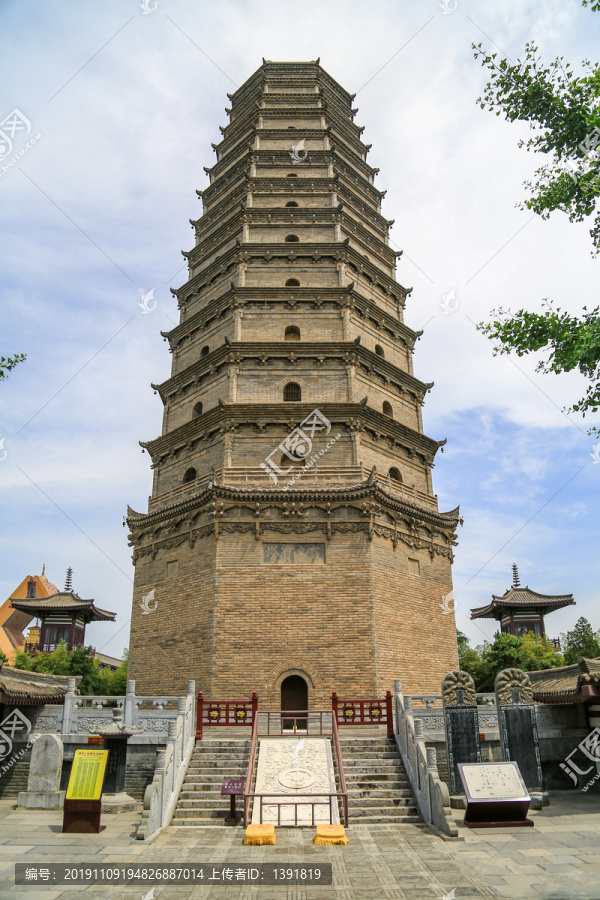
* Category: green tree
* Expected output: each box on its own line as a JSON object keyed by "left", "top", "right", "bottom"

{"left": 13, "top": 642, "right": 105, "bottom": 694}
{"left": 519, "top": 631, "right": 564, "bottom": 671}
{"left": 477, "top": 633, "right": 524, "bottom": 692}
{"left": 473, "top": 2, "right": 600, "bottom": 433}
{"left": 0, "top": 353, "right": 27, "bottom": 382}
{"left": 457, "top": 630, "right": 486, "bottom": 687}
{"left": 0, "top": 650, "right": 8, "bottom": 666}
{"left": 561, "top": 616, "right": 600, "bottom": 663}
{"left": 64, "top": 646, "right": 104, "bottom": 695}
{"left": 99, "top": 650, "right": 128, "bottom": 696}
{"left": 12, "top": 650, "right": 33, "bottom": 670}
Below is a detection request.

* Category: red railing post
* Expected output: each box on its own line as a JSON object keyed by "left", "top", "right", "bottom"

{"left": 251, "top": 690, "right": 258, "bottom": 725}
{"left": 331, "top": 691, "right": 339, "bottom": 726}
{"left": 385, "top": 690, "right": 393, "bottom": 739}
{"left": 196, "top": 690, "right": 204, "bottom": 740}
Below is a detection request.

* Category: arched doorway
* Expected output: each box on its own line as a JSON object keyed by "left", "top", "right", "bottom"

{"left": 281, "top": 674, "right": 308, "bottom": 730}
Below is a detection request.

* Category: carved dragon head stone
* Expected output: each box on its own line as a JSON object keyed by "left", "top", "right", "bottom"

{"left": 442, "top": 669, "right": 477, "bottom": 707}
{"left": 495, "top": 668, "right": 534, "bottom": 706}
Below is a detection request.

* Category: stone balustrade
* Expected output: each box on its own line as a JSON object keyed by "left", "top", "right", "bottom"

{"left": 406, "top": 692, "right": 500, "bottom": 739}
{"left": 27, "top": 680, "right": 184, "bottom": 742}
{"left": 136, "top": 681, "right": 196, "bottom": 841}
{"left": 394, "top": 679, "right": 457, "bottom": 837}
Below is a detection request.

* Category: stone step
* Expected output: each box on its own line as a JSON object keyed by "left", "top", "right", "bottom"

{"left": 346, "top": 796, "right": 414, "bottom": 809}
{"left": 341, "top": 749, "right": 401, "bottom": 758}
{"left": 348, "top": 813, "right": 423, "bottom": 825}
{"left": 182, "top": 773, "right": 247, "bottom": 785}
{"left": 177, "top": 791, "right": 244, "bottom": 809}
{"left": 344, "top": 773, "right": 409, "bottom": 784}
{"left": 179, "top": 791, "right": 234, "bottom": 800}
{"left": 174, "top": 807, "right": 235, "bottom": 818}
{"left": 346, "top": 784, "right": 412, "bottom": 799}
{"left": 172, "top": 817, "right": 243, "bottom": 827}
{"left": 340, "top": 741, "right": 396, "bottom": 753}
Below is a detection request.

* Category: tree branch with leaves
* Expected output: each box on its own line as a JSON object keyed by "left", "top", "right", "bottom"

{"left": 0, "top": 353, "right": 26, "bottom": 382}
{"left": 473, "top": 2, "right": 600, "bottom": 434}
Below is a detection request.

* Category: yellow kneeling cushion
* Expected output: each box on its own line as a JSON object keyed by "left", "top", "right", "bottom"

{"left": 314, "top": 824, "right": 348, "bottom": 845}
{"left": 244, "top": 823, "right": 276, "bottom": 845}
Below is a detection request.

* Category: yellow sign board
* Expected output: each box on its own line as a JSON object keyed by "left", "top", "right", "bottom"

{"left": 66, "top": 749, "right": 109, "bottom": 800}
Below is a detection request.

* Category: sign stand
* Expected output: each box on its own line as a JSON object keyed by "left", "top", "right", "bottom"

{"left": 458, "top": 761, "right": 533, "bottom": 828}
{"left": 62, "top": 749, "right": 110, "bottom": 833}
{"left": 221, "top": 777, "right": 245, "bottom": 824}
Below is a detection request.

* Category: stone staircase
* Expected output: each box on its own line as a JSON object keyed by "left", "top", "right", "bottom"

{"left": 339, "top": 735, "right": 422, "bottom": 825}
{"left": 172, "top": 738, "right": 250, "bottom": 826}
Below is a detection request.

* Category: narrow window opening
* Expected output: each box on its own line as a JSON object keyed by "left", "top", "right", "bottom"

{"left": 284, "top": 382, "right": 302, "bottom": 402}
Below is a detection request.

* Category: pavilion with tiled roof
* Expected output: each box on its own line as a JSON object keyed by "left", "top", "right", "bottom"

{"left": 0, "top": 566, "right": 59, "bottom": 662}
{"left": 10, "top": 568, "right": 116, "bottom": 654}
{"left": 470, "top": 564, "right": 575, "bottom": 646}
{"left": 528, "top": 657, "right": 600, "bottom": 706}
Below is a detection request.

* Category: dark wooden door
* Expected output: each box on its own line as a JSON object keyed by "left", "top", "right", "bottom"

{"left": 281, "top": 675, "right": 308, "bottom": 729}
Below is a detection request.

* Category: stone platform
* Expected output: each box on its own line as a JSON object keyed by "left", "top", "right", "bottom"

{"left": 0, "top": 791, "right": 599, "bottom": 898}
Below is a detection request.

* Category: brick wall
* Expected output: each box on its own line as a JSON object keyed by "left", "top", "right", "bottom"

{"left": 129, "top": 527, "right": 456, "bottom": 701}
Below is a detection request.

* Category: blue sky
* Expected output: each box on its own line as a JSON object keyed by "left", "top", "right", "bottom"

{"left": 1, "top": 0, "right": 598, "bottom": 662}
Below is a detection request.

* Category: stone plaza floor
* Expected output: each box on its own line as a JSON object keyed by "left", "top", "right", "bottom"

{"left": 0, "top": 791, "right": 598, "bottom": 899}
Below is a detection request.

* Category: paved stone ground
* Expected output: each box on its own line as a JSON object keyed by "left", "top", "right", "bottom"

{"left": 451, "top": 790, "right": 600, "bottom": 900}
{"left": 0, "top": 791, "right": 598, "bottom": 899}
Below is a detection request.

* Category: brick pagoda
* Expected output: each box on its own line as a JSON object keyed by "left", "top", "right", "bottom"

{"left": 127, "top": 60, "right": 460, "bottom": 704}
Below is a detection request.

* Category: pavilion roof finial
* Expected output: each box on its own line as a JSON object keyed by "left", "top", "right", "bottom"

{"left": 41, "top": 563, "right": 45, "bottom": 577}
{"left": 64, "top": 566, "right": 73, "bottom": 592}
{"left": 512, "top": 563, "right": 521, "bottom": 588}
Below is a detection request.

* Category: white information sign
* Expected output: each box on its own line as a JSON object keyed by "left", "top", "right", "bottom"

{"left": 460, "top": 762, "right": 529, "bottom": 801}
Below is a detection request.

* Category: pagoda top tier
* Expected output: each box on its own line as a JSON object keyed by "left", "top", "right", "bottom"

{"left": 228, "top": 58, "right": 354, "bottom": 107}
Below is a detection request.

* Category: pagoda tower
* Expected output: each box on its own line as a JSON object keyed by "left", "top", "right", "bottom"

{"left": 127, "top": 60, "right": 459, "bottom": 703}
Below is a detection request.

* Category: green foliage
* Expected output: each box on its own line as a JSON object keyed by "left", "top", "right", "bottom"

{"left": 12, "top": 650, "right": 33, "bottom": 670}
{"left": 457, "top": 630, "right": 486, "bottom": 687}
{"left": 561, "top": 616, "right": 600, "bottom": 663}
{"left": 457, "top": 630, "right": 564, "bottom": 692}
{"left": 0, "top": 353, "right": 27, "bottom": 381}
{"left": 12, "top": 642, "right": 128, "bottom": 695}
{"left": 0, "top": 650, "right": 8, "bottom": 666}
{"left": 477, "top": 633, "right": 524, "bottom": 692}
{"left": 519, "top": 631, "right": 565, "bottom": 671}
{"left": 478, "top": 302, "right": 600, "bottom": 431}
{"left": 99, "top": 651, "right": 129, "bottom": 696}
{"left": 473, "top": 37, "right": 600, "bottom": 252}
{"left": 473, "top": 5, "right": 600, "bottom": 434}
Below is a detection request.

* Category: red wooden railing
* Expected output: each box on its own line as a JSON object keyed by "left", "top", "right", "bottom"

{"left": 196, "top": 691, "right": 258, "bottom": 740}
{"left": 331, "top": 690, "right": 394, "bottom": 739}
{"left": 243, "top": 709, "right": 259, "bottom": 827}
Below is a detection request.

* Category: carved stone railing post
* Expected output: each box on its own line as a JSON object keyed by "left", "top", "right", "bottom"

{"left": 124, "top": 680, "right": 136, "bottom": 727}
{"left": 62, "top": 677, "right": 77, "bottom": 734}
{"left": 137, "top": 746, "right": 166, "bottom": 840}
{"left": 178, "top": 697, "right": 186, "bottom": 749}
